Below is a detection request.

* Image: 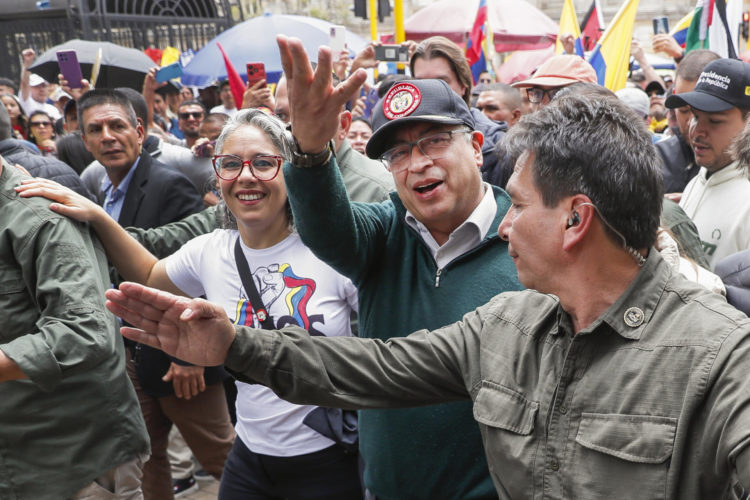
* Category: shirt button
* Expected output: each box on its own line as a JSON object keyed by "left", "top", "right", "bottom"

{"left": 551, "top": 459, "right": 560, "bottom": 471}
{"left": 560, "top": 405, "right": 568, "bottom": 414}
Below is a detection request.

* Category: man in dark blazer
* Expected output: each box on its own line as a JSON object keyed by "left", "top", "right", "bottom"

{"left": 78, "top": 89, "right": 235, "bottom": 500}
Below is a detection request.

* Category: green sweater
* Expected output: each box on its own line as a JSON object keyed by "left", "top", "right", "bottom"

{"left": 284, "top": 159, "right": 521, "bottom": 500}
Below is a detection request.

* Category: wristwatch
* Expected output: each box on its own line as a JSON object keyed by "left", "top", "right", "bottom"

{"left": 291, "top": 138, "right": 335, "bottom": 168}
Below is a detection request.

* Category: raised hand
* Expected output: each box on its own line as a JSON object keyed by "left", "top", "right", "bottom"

{"left": 21, "top": 48, "right": 36, "bottom": 69}
{"left": 105, "top": 282, "right": 236, "bottom": 367}
{"left": 58, "top": 72, "right": 91, "bottom": 99}
{"left": 276, "top": 35, "right": 367, "bottom": 153}
{"left": 16, "top": 177, "right": 106, "bottom": 222}
{"left": 241, "top": 79, "right": 275, "bottom": 110}
{"left": 652, "top": 34, "right": 684, "bottom": 59}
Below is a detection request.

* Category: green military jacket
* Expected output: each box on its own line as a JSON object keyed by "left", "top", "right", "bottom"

{"left": 0, "top": 162, "right": 149, "bottom": 499}
{"left": 223, "top": 250, "right": 750, "bottom": 499}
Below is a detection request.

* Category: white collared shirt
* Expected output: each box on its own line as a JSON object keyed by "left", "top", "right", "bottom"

{"left": 405, "top": 182, "right": 497, "bottom": 268}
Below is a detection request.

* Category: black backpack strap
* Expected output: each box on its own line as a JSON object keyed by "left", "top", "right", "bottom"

{"left": 234, "top": 237, "right": 274, "bottom": 330}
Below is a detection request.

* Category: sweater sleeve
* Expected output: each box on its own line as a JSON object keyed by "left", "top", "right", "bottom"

{"left": 283, "top": 158, "right": 394, "bottom": 285}
{"left": 127, "top": 205, "right": 220, "bottom": 259}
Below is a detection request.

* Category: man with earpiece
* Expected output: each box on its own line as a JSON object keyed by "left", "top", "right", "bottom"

{"left": 107, "top": 44, "right": 750, "bottom": 498}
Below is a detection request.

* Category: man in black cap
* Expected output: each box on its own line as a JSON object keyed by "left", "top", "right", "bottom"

{"left": 665, "top": 58, "right": 750, "bottom": 269}
{"left": 655, "top": 49, "right": 719, "bottom": 194}
{"left": 267, "top": 35, "right": 522, "bottom": 500}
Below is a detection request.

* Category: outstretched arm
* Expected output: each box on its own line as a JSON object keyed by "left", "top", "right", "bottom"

{"left": 16, "top": 178, "right": 180, "bottom": 294}
{"left": 107, "top": 282, "right": 473, "bottom": 409}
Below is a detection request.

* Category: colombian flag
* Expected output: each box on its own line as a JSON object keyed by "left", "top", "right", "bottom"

{"left": 671, "top": 10, "right": 695, "bottom": 47}
{"left": 466, "top": 0, "right": 489, "bottom": 83}
{"left": 587, "top": 0, "right": 640, "bottom": 91}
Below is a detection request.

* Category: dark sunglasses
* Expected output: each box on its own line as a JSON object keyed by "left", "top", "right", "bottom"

{"left": 30, "top": 121, "right": 52, "bottom": 127}
{"left": 179, "top": 111, "right": 204, "bottom": 120}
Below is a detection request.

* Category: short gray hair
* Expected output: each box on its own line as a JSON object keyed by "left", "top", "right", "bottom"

{"left": 503, "top": 94, "right": 663, "bottom": 250}
{"left": 215, "top": 108, "right": 291, "bottom": 160}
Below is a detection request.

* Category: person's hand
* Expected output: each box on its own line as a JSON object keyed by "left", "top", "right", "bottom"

{"left": 191, "top": 137, "right": 216, "bottom": 158}
{"left": 163, "top": 362, "right": 206, "bottom": 399}
{"left": 351, "top": 44, "right": 379, "bottom": 73}
{"left": 332, "top": 49, "right": 350, "bottom": 80}
{"left": 277, "top": 35, "right": 367, "bottom": 153}
{"left": 13, "top": 164, "right": 31, "bottom": 177}
{"left": 15, "top": 177, "right": 106, "bottom": 222}
{"left": 560, "top": 33, "right": 576, "bottom": 55}
{"left": 58, "top": 73, "right": 92, "bottom": 99}
{"left": 630, "top": 40, "right": 647, "bottom": 63}
{"left": 39, "top": 138, "right": 57, "bottom": 155}
{"left": 241, "top": 79, "right": 274, "bottom": 110}
{"left": 664, "top": 192, "right": 682, "bottom": 203}
{"left": 106, "top": 282, "right": 236, "bottom": 367}
{"left": 652, "top": 34, "right": 684, "bottom": 59}
{"left": 142, "top": 67, "right": 165, "bottom": 96}
{"left": 350, "top": 96, "right": 366, "bottom": 119}
{"left": 401, "top": 40, "right": 418, "bottom": 60}
{"left": 21, "top": 48, "right": 36, "bottom": 69}
{"left": 203, "top": 191, "right": 220, "bottom": 207}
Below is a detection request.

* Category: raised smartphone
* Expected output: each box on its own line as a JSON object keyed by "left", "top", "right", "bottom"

{"left": 374, "top": 44, "right": 409, "bottom": 62}
{"left": 246, "top": 62, "right": 267, "bottom": 87}
{"left": 652, "top": 16, "right": 669, "bottom": 35}
{"left": 56, "top": 50, "right": 84, "bottom": 88}
{"left": 329, "top": 25, "right": 346, "bottom": 55}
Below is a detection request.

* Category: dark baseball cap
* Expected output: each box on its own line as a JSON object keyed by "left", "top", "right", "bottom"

{"left": 366, "top": 79, "right": 475, "bottom": 159}
{"left": 665, "top": 58, "right": 750, "bottom": 112}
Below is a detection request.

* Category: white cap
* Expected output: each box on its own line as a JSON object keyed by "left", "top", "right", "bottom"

{"left": 616, "top": 87, "right": 649, "bottom": 118}
{"left": 29, "top": 73, "right": 48, "bottom": 87}
{"left": 51, "top": 87, "right": 71, "bottom": 101}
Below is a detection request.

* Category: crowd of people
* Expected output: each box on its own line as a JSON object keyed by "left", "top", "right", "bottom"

{"left": 2, "top": 21, "right": 750, "bottom": 500}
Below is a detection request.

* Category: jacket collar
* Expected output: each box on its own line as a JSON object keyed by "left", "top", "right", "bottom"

{"left": 574, "top": 249, "right": 669, "bottom": 341}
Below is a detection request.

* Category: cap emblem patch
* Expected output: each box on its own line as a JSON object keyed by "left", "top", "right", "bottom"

{"left": 383, "top": 82, "right": 422, "bottom": 120}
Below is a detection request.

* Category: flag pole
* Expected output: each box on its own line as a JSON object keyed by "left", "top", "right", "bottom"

{"left": 394, "top": 0, "right": 406, "bottom": 73}
{"left": 369, "top": 0, "right": 379, "bottom": 79}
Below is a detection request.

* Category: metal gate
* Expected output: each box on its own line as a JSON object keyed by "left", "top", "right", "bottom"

{"left": 0, "top": 0, "right": 239, "bottom": 85}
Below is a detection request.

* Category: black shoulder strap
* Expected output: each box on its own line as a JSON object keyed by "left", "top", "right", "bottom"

{"left": 234, "top": 237, "right": 275, "bottom": 330}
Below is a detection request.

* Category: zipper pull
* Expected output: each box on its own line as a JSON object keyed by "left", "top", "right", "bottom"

{"left": 435, "top": 268, "right": 442, "bottom": 288}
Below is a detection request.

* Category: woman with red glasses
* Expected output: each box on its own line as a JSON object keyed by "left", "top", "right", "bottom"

{"left": 17, "top": 108, "right": 362, "bottom": 500}
{"left": 26, "top": 110, "right": 57, "bottom": 156}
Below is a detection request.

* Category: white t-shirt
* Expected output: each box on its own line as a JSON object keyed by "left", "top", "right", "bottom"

{"left": 20, "top": 95, "right": 61, "bottom": 120}
{"left": 209, "top": 104, "right": 237, "bottom": 117}
{"left": 679, "top": 162, "right": 750, "bottom": 269}
{"left": 165, "top": 229, "right": 358, "bottom": 456}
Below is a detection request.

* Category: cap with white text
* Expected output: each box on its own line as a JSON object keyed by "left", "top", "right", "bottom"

{"left": 665, "top": 58, "right": 750, "bottom": 112}
{"left": 366, "top": 79, "right": 475, "bottom": 159}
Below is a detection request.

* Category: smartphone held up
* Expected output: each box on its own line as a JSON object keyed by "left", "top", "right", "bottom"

{"left": 56, "top": 50, "right": 84, "bottom": 88}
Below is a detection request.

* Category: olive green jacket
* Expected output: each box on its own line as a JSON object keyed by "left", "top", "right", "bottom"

{"left": 0, "top": 162, "right": 148, "bottom": 499}
{"left": 224, "top": 250, "right": 750, "bottom": 499}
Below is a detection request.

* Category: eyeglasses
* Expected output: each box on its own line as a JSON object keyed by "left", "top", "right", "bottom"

{"left": 30, "top": 121, "right": 52, "bottom": 127}
{"left": 525, "top": 87, "right": 560, "bottom": 104}
{"left": 380, "top": 128, "right": 471, "bottom": 173}
{"left": 212, "top": 154, "right": 283, "bottom": 181}
{"left": 179, "top": 111, "right": 204, "bottom": 120}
